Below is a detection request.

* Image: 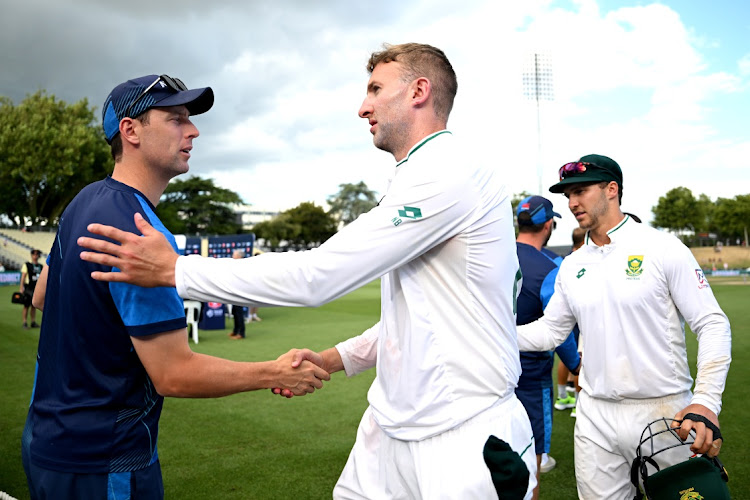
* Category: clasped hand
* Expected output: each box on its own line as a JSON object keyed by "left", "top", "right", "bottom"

{"left": 274, "top": 349, "right": 330, "bottom": 397}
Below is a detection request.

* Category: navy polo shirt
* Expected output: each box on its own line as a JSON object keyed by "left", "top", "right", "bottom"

{"left": 516, "top": 243, "right": 578, "bottom": 388}
{"left": 26, "top": 176, "right": 187, "bottom": 473}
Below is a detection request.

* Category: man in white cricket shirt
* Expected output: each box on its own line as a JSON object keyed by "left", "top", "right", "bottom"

{"left": 78, "top": 43, "right": 537, "bottom": 499}
{"left": 517, "top": 154, "right": 731, "bottom": 499}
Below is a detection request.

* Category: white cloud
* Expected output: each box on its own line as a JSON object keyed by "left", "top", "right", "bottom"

{"left": 2, "top": 0, "right": 747, "bottom": 248}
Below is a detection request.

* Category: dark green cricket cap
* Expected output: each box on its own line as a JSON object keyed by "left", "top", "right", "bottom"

{"left": 645, "top": 456, "right": 731, "bottom": 500}
{"left": 549, "top": 154, "right": 623, "bottom": 193}
{"left": 483, "top": 435, "right": 529, "bottom": 499}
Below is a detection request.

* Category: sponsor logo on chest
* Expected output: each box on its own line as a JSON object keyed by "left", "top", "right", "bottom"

{"left": 626, "top": 255, "right": 644, "bottom": 279}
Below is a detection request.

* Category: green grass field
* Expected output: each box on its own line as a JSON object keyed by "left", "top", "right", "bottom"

{"left": 1, "top": 280, "right": 747, "bottom": 499}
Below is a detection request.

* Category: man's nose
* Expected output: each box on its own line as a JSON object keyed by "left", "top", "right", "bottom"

{"left": 358, "top": 98, "right": 372, "bottom": 119}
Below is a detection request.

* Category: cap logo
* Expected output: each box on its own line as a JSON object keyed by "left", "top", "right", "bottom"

{"left": 679, "top": 487, "right": 703, "bottom": 500}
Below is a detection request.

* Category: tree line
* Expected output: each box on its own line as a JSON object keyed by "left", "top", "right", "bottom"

{"left": 651, "top": 187, "right": 749, "bottom": 245}
{"left": 252, "top": 182, "right": 377, "bottom": 250}
{"left": 0, "top": 92, "right": 113, "bottom": 226}
{"left": 0, "top": 92, "right": 378, "bottom": 249}
{"left": 1, "top": 92, "right": 746, "bottom": 248}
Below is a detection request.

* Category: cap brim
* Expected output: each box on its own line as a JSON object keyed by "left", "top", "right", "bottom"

{"left": 153, "top": 87, "right": 214, "bottom": 116}
{"left": 549, "top": 172, "right": 616, "bottom": 193}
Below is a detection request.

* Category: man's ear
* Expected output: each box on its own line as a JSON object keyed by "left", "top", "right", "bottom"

{"left": 119, "top": 117, "right": 140, "bottom": 146}
{"left": 607, "top": 181, "right": 619, "bottom": 200}
{"left": 411, "top": 77, "right": 431, "bottom": 107}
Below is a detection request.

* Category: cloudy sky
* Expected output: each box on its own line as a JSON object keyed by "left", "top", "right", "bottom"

{"left": 2, "top": 0, "right": 748, "bottom": 245}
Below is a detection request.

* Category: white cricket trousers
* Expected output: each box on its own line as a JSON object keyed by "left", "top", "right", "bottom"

{"left": 333, "top": 395, "right": 537, "bottom": 500}
{"left": 574, "top": 390, "right": 693, "bottom": 500}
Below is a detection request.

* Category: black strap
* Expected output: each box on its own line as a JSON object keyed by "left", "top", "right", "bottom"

{"left": 630, "top": 456, "right": 660, "bottom": 500}
{"left": 630, "top": 457, "right": 644, "bottom": 500}
{"left": 710, "top": 455, "right": 730, "bottom": 482}
{"left": 681, "top": 412, "right": 723, "bottom": 442}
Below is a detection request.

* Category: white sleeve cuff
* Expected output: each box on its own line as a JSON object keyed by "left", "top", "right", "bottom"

{"left": 175, "top": 255, "right": 188, "bottom": 298}
{"left": 689, "top": 394, "right": 721, "bottom": 416}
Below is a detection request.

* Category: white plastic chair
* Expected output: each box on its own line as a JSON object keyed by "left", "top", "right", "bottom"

{"left": 183, "top": 300, "right": 201, "bottom": 344}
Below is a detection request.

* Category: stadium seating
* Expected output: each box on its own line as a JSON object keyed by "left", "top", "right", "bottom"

{"left": 0, "top": 229, "right": 55, "bottom": 252}
{"left": 0, "top": 229, "right": 55, "bottom": 270}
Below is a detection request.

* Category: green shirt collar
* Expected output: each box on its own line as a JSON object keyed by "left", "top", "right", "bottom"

{"left": 585, "top": 214, "right": 630, "bottom": 246}
{"left": 395, "top": 130, "right": 452, "bottom": 168}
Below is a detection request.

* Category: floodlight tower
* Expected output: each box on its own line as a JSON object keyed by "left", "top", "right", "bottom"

{"left": 522, "top": 53, "right": 554, "bottom": 195}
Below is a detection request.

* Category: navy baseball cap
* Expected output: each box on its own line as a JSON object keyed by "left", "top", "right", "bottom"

{"left": 102, "top": 74, "right": 214, "bottom": 143}
{"left": 516, "top": 195, "right": 561, "bottom": 226}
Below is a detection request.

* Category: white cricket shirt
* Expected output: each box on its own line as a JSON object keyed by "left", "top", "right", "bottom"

{"left": 175, "top": 131, "right": 522, "bottom": 440}
{"left": 517, "top": 216, "right": 731, "bottom": 414}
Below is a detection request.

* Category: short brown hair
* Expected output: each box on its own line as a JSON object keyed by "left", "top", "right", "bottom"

{"left": 367, "top": 43, "right": 457, "bottom": 121}
{"left": 518, "top": 222, "right": 547, "bottom": 234}
{"left": 109, "top": 111, "right": 152, "bottom": 162}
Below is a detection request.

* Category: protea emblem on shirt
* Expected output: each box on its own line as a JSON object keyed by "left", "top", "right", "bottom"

{"left": 626, "top": 255, "right": 644, "bottom": 277}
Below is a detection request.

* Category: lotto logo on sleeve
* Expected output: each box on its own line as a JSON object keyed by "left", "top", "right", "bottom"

{"left": 398, "top": 206, "right": 422, "bottom": 219}
{"left": 392, "top": 206, "right": 422, "bottom": 227}
{"left": 695, "top": 269, "right": 710, "bottom": 289}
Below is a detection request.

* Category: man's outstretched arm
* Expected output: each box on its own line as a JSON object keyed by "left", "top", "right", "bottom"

{"left": 133, "top": 328, "right": 331, "bottom": 398}
{"left": 32, "top": 266, "right": 49, "bottom": 311}
{"left": 79, "top": 212, "right": 178, "bottom": 288}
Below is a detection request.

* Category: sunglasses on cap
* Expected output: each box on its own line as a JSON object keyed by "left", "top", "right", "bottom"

{"left": 124, "top": 74, "right": 188, "bottom": 118}
{"left": 557, "top": 161, "right": 607, "bottom": 181}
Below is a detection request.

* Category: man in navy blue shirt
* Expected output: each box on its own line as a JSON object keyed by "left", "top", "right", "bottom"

{"left": 23, "top": 74, "right": 329, "bottom": 500}
{"left": 515, "top": 195, "right": 581, "bottom": 499}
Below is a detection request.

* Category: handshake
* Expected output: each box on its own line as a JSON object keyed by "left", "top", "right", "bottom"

{"left": 271, "top": 348, "right": 334, "bottom": 398}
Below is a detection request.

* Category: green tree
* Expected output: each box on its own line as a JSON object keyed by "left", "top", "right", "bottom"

{"left": 327, "top": 181, "right": 379, "bottom": 225}
{"left": 156, "top": 176, "right": 243, "bottom": 235}
{"left": 253, "top": 202, "right": 337, "bottom": 250}
{"left": 252, "top": 214, "right": 301, "bottom": 250}
{"left": 285, "top": 202, "right": 337, "bottom": 249}
{"left": 651, "top": 187, "right": 702, "bottom": 233}
{"left": 712, "top": 195, "right": 750, "bottom": 242}
{"left": 696, "top": 193, "right": 715, "bottom": 234}
{"left": 0, "top": 91, "right": 113, "bottom": 226}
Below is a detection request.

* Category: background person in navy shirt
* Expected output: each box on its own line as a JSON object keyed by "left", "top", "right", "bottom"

{"left": 514, "top": 195, "right": 581, "bottom": 500}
